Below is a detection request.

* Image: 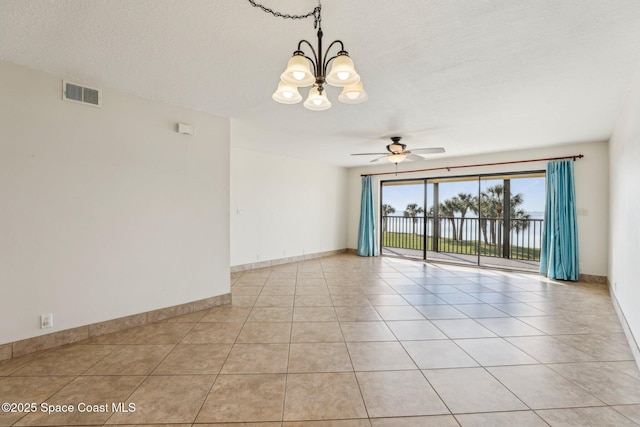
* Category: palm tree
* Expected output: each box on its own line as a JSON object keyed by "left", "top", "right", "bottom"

{"left": 510, "top": 208, "right": 531, "bottom": 233}
{"left": 481, "top": 185, "right": 528, "bottom": 252}
{"left": 451, "top": 192, "right": 474, "bottom": 241}
{"left": 483, "top": 185, "right": 505, "bottom": 247}
{"left": 470, "top": 194, "right": 490, "bottom": 245}
{"left": 439, "top": 199, "right": 459, "bottom": 241}
{"left": 403, "top": 203, "right": 424, "bottom": 235}
{"left": 382, "top": 204, "right": 395, "bottom": 232}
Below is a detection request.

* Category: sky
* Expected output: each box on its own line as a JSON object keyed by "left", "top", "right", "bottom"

{"left": 382, "top": 177, "right": 546, "bottom": 215}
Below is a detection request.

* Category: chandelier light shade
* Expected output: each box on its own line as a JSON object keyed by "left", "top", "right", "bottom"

{"left": 325, "top": 53, "right": 360, "bottom": 86}
{"left": 280, "top": 54, "right": 315, "bottom": 87}
{"left": 303, "top": 84, "right": 332, "bottom": 110}
{"left": 253, "top": 1, "right": 366, "bottom": 111}
{"left": 338, "top": 81, "right": 368, "bottom": 104}
{"left": 272, "top": 81, "right": 303, "bottom": 104}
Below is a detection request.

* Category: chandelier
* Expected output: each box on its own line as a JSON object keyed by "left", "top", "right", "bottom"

{"left": 249, "top": 1, "right": 367, "bottom": 110}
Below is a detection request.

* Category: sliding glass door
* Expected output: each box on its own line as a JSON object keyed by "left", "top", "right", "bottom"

{"left": 381, "top": 172, "right": 545, "bottom": 271}
{"left": 380, "top": 180, "right": 425, "bottom": 260}
{"left": 429, "top": 178, "right": 478, "bottom": 267}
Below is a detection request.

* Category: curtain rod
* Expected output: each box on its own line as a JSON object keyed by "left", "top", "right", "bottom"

{"left": 361, "top": 154, "right": 584, "bottom": 177}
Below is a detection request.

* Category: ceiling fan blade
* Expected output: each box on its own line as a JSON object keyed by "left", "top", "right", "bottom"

{"left": 406, "top": 153, "right": 425, "bottom": 161}
{"left": 409, "top": 147, "right": 446, "bottom": 154}
{"left": 351, "top": 152, "right": 388, "bottom": 156}
{"left": 370, "top": 155, "right": 388, "bottom": 163}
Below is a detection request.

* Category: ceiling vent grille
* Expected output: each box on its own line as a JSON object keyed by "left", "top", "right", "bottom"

{"left": 62, "top": 80, "right": 102, "bottom": 107}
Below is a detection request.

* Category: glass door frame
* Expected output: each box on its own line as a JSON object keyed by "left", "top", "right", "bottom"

{"left": 379, "top": 178, "right": 427, "bottom": 260}
{"left": 380, "top": 170, "right": 545, "bottom": 270}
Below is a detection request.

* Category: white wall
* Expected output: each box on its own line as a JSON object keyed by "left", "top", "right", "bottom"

{"left": 609, "top": 67, "right": 640, "bottom": 350}
{"left": 0, "top": 61, "right": 230, "bottom": 344}
{"left": 230, "top": 145, "right": 348, "bottom": 267}
{"left": 347, "top": 141, "right": 609, "bottom": 277}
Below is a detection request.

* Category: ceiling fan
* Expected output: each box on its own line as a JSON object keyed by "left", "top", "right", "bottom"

{"left": 351, "top": 136, "right": 445, "bottom": 163}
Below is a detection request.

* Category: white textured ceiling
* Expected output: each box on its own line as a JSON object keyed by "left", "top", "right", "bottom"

{"left": 2, "top": 0, "right": 640, "bottom": 166}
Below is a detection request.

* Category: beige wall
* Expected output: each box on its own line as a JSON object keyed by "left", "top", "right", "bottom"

{"left": 609, "top": 66, "right": 640, "bottom": 357}
{"left": 347, "top": 141, "right": 609, "bottom": 277}
{"left": 230, "top": 145, "right": 349, "bottom": 267}
{"left": 0, "top": 61, "right": 231, "bottom": 344}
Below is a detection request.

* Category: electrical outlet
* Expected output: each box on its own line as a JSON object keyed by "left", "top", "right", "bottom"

{"left": 40, "top": 313, "right": 53, "bottom": 329}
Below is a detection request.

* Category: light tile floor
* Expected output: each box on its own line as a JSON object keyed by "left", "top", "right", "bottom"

{"left": 2, "top": 254, "right": 640, "bottom": 426}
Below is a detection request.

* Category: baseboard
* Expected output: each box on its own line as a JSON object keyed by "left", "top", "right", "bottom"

{"left": 608, "top": 279, "right": 640, "bottom": 371}
{"left": 579, "top": 273, "right": 607, "bottom": 284}
{"left": 0, "top": 293, "right": 232, "bottom": 362}
{"left": 230, "top": 249, "right": 348, "bottom": 273}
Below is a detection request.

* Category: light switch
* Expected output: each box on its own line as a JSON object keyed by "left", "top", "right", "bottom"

{"left": 177, "top": 123, "right": 194, "bottom": 135}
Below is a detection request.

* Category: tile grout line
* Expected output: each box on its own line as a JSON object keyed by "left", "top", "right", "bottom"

{"left": 280, "top": 266, "right": 300, "bottom": 424}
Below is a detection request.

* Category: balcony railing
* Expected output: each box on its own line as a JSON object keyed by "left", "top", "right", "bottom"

{"left": 382, "top": 215, "right": 543, "bottom": 261}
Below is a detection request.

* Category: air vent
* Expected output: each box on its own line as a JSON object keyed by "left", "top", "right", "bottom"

{"left": 62, "top": 80, "right": 102, "bottom": 107}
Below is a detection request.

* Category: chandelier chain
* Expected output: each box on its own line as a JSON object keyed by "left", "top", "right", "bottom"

{"left": 247, "top": 0, "right": 322, "bottom": 28}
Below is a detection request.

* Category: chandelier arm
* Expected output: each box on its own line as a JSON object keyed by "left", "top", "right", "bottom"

{"left": 301, "top": 54, "right": 318, "bottom": 76}
{"left": 322, "top": 54, "right": 339, "bottom": 75}
{"left": 297, "top": 39, "right": 319, "bottom": 76}
{"left": 321, "top": 40, "right": 346, "bottom": 74}
{"left": 325, "top": 40, "right": 345, "bottom": 54}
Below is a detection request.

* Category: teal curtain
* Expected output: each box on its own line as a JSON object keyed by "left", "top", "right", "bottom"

{"left": 540, "top": 160, "right": 579, "bottom": 280}
{"left": 357, "top": 176, "right": 378, "bottom": 256}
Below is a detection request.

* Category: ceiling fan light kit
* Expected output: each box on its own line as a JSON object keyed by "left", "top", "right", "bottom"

{"left": 352, "top": 136, "right": 446, "bottom": 164}
{"left": 249, "top": 0, "right": 367, "bottom": 110}
{"left": 387, "top": 153, "right": 408, "bottom": 164}
{"left": 387, "top": 139, "right": 406, "bottom": 154}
